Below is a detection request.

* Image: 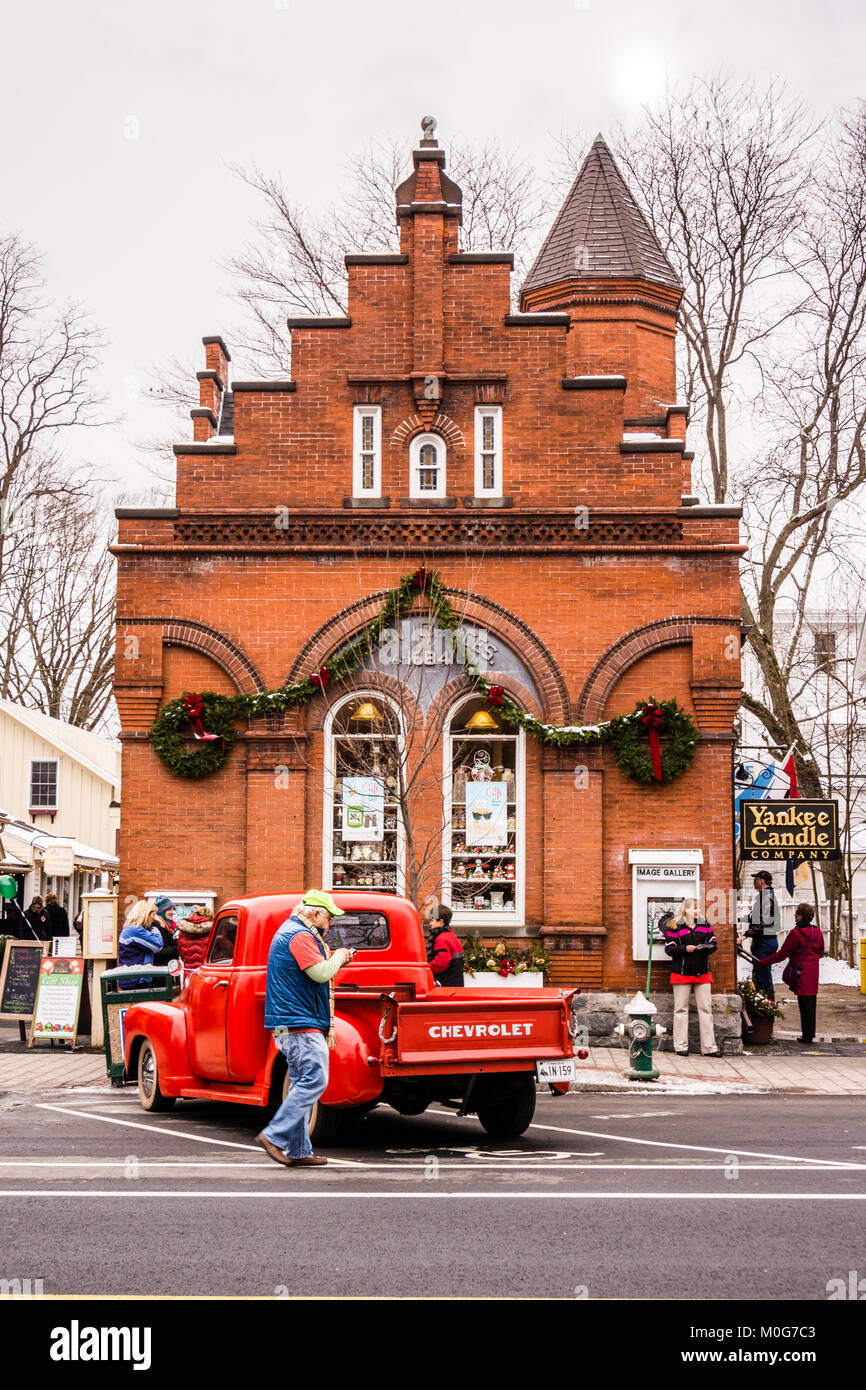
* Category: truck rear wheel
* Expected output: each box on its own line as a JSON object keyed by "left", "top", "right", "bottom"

{"left": 279, "top": 1070, "right": 347, "bottom": 1146}
{"left": 477, "top": 1074, "right": 536, "bottom": 1138}
{"left": 138, "top": 1041, "right": 176, "bottom": 1113}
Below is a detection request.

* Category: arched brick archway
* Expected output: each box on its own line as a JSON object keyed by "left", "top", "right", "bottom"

{"left": 286, "top": 587, "right": 570, "bottom": 725}
{"left": 159, "top": 619, "right": 266, "bottom": 693}
{"left": 576, "top": 615, "right": 736, "bottom": 721}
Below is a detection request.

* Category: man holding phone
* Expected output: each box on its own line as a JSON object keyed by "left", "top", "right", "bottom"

{"left": 257, "top": 889, "right": 354, "bottom": 1168}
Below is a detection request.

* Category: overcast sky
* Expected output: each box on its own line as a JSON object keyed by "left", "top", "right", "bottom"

{"left": 2, "top": 0, "right": 864, "bottom": 494}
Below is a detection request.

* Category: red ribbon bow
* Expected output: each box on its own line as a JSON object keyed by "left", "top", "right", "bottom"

{"left": 411, "top": 567, "right": 428, "bottom": 590}
{"left": 486, "top": 685, "right": 505, "bottom": 706}
{"left": 182, "top": 693, "right": 222, "bottom": 747}
{"left": 498, "top": 959, "right": 515, "bottom": 977}
{"left": 640, "top": 702, "right": 663, "bottom": 780}
{"left": 310, "top": 667, "right": 331, "bottom": 687}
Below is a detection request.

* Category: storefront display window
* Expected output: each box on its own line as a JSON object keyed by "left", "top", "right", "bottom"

{"left": 445, "top": 695, "right": 523, "bottom": 926}
{"left": 324, "top": 695, "right": 404, "bottom": 892}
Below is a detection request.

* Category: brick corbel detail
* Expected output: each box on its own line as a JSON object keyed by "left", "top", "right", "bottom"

{"left": 244, "top": 733, "right": 310, "bottom": 772}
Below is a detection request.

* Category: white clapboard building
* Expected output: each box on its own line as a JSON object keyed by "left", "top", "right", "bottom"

{"left": 0, "top": 700, "right": 120, "bottom": 929}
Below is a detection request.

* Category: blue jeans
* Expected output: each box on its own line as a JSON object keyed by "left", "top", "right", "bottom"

{"left": 751, "top": 936, "right": 778, "bottom": 1000}
{"left": 262, "top": 1030, "right": 329, "bottom": 1158}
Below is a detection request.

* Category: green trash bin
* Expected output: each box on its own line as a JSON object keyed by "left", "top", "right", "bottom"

{"left": 100, "top": 965, "right": 176, "bottom": 1086}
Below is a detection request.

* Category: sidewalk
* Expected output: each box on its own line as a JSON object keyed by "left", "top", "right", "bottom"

{"left": 1, "top": 1042, "right": 866, "bottom": 1097}
{"left": 574, "top": 1044, "right": 866, "bottom": 1095}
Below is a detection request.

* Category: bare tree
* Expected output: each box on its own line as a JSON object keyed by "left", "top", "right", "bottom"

{"left": 226, "top": 137, "right": 545, "bottom": 377}
{"left": 607, "top": 74, "right": 818, "bottom": 503}
{"left": 737, "top": 105, "right": 866, "bottom": 804}
{"left": 0, "top": 233, "right": 105, "bottom": 577}
{"left": 1, "top": 491, "right": 116, "bottom": 731}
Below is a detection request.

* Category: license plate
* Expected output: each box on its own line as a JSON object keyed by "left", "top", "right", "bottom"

{"left": 536, "top": 1059, "right": 577, "bottom": 1083}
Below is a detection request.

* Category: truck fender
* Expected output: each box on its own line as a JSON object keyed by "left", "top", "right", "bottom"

{"left": 321, "top": 1013, "right": 384, "bottom": 1107}
{"left": 122, "top": 1002, "right": 191, "bottom": 1096}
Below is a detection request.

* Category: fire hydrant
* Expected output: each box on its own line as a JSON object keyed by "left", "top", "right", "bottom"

{"left": 614, "top": 991, "right": 666, "bottom": 1082}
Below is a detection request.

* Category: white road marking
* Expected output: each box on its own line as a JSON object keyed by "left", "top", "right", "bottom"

{"left": 32, "top": 1103, "right": 365, "bottom": 1167}
{"left": 0, "top": 1159, "right": 857, "bottom": 1172}
{"left": 591, "top": 1111, "right": 677, "bottom": 1120}
{"left": 428, "top": 1108, "right": 866, "bottom": 1170}
{"left": 3, "top": 1189, "right": 866, "bottom": 1200}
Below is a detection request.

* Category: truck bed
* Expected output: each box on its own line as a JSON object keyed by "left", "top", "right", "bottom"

{"left": 375, "top": 986, "right": 577, "bottom": 1076}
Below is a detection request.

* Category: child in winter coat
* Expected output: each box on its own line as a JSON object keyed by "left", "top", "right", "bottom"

{"left": 176, "top": 907, "right": 214, "bottom": 975}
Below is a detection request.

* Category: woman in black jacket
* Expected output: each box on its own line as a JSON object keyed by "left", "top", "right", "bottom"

{"left": 663, "top": 898, "right": 721, "bottom": 1057}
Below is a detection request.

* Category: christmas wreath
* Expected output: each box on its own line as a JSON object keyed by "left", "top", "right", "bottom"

{"left": 149, "top": 568, "right": 699, "bottom": 783}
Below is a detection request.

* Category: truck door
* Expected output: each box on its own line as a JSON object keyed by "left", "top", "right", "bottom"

{"left": 185, "top": 912, "right": 238, "bottom": 1081}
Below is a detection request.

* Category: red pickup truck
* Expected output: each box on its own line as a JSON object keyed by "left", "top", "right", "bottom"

{"left": 122, "top": 891, "right": 583, "bottom": 1142}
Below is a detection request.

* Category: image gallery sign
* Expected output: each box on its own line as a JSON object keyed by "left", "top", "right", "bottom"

{"left": 739, "top": 799, "right": 841, "bottom": 860}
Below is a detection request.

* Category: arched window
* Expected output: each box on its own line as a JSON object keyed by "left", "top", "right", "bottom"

{"left": 444, "top": 694, "right": 524, "bottom": 926}
{"left": 323, "top": 694, "right": 405, "bottom": 892}
{"left": 409, "top": 432, "right": 446, "bottom": 499}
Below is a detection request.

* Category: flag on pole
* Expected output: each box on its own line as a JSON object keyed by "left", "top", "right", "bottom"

{"left": 778, "top": 747, "right": 810, "bottom": 895}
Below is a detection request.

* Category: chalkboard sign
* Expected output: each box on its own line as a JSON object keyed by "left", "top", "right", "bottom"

{"left": 0, "top": 940, "right": 48, "bottom": 1019}
{"left": 29, "top": 957, "right": 85, "bottom": 1046}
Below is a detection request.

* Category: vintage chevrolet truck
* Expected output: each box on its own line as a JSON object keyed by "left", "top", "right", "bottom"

{"left": 122, "top": 890, "right": 584, "bottom": 1142}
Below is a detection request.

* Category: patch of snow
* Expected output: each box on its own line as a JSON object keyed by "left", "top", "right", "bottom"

{"left": 736, "top": 954, "right": 862, "bottom": 987}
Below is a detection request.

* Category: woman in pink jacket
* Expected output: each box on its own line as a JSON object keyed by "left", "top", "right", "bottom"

{"left": 757, "top": 903, "right": 824, "bottom": 1044}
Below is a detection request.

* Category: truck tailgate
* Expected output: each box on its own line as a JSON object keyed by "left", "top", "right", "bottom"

{"left": 381, "top": 988, "right": 576, "bottom": 1074}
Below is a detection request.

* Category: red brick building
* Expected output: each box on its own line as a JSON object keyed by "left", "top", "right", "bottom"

{"left": 113, "top": 122, "right": 742, "bottom": 992}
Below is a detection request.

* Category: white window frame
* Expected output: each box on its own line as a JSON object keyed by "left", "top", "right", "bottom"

{"left": 443, "top": 696, "right": 525, "bottom": 929}
{"left": 474, "top": 405, "right": 503, "bottom": 498}
{"left": 409, "top": 432, "right": 446, "bottom": 499}
{"left": 322, "top": 692, "right": 406, "bottom": 895}
{"left": 352, "top": 405, "right": 382, "bottom": 498}
{"left": 29, "top": 758, "right": 59, "bottom": 812}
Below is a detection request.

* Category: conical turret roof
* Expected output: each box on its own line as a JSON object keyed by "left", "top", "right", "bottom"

{"left": 522, "top": 135, "right": 681, "bottom": 295}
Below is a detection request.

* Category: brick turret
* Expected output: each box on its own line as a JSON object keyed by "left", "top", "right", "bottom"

{"left": 521, "top": 135, "right": 682, "bottom": 417}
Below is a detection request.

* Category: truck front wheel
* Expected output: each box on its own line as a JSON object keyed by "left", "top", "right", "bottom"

{"left": 138, "top": 1041, "right": 176, "bottom": 1113}
{"left": 476, "top": 1074, "right": 536, "bottom": 1138}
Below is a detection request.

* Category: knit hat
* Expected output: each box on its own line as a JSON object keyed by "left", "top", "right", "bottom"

{"left": 155, "top": 895, "right": 176, "bottom": 915}
{"left": 301, "top": 888, "right": 344, "bottom": 917}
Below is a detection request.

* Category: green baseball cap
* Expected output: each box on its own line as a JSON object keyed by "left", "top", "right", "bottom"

{"left": 301, "top": 888, "right": 345, "bottom": 917}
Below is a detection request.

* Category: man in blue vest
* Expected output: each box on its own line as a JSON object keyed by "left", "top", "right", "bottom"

{"left": 256, "top": 889, "right": 353, "bottom": 1168}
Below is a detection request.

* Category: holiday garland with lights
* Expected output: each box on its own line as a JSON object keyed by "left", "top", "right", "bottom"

{"left": 149, "top": 567, "right": 699, "bottom": 782}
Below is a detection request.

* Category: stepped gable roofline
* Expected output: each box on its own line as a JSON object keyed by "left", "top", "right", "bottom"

{"left": 521, "top": 133, "right": 681, "bottom": 298}
{"left": 395, "top": 116, "right": 463, "bottom": 223}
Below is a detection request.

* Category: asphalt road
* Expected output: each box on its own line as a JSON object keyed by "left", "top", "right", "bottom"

{"left": 1, "top": 1086, "right": 865, "bottom": 1301}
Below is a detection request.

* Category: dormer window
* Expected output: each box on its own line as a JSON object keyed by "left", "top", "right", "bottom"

{"left": 353, "top": 406, "right": 381, "bottom": 497}
{"left": 409, "top": 432, "right": 446, "bottom": 499}
{"left": 474, "top": 406, "right": 502, "bottom": 497}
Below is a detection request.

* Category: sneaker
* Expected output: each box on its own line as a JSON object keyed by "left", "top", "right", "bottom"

{"left": 289, "top": 1154, "right": 328, "bottom": 1167}
{"left": 703, "top": 1050, "right": 722, "bottom": 1057}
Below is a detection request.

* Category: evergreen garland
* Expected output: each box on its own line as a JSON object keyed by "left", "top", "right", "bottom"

{"left": 149, "top": 567, "right": 700, "bottom": 783}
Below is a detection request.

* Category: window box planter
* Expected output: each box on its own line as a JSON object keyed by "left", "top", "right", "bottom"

{"left": 463, "top": 971, "right": 543, "bottom": 988}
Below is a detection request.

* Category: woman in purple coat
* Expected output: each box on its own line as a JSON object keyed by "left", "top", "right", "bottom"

{"left": 757, "top": 903, "right": 824, "bottom": 1044}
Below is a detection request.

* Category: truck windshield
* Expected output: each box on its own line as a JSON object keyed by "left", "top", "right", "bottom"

{"left": 329, "top": 912, "right": 390, "bottom": 952}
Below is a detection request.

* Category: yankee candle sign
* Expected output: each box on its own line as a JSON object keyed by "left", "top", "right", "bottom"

{"left": 739, "top": 799, "right": 841, "bottom": 860}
